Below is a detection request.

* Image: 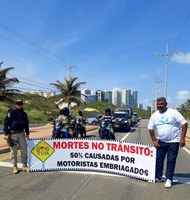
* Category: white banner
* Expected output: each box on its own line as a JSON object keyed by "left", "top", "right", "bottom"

{"left": 28, "top": 139, "right": 156, "bottom": 182}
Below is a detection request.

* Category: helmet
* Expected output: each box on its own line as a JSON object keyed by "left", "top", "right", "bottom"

{"left": 60, "top": 107, "right": 70, "bottom": 116}
{"left": 78, "top": 110, "right": 83, "bottom": 116}
{"left": 105, "top": 108, "right": 111, "bottom": 115}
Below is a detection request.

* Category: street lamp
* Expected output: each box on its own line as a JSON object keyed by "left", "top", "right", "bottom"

{"left": 155, "top": 43, "right": 178, "bottom": 99}
{"left": 65, "top": 65, "right": 76, "bottom": 79}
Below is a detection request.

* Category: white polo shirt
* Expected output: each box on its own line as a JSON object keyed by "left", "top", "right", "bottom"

{"left": 148, "top": 108, "right": 187, "bottom": 142}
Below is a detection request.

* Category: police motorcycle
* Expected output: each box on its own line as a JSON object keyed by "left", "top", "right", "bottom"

{"left": 73, "top": 118, "right": 86, "bottom": 138}
{"left": 98, "top": 108, "right": 115, "bottom": 140}
{"left": 98, "top": 118, "right": 113, "bottom": 140}
{"left": 52, "top": 118, "right": 70, "bottom": 139}
{"left": 52, "top": 107, "right": 76, "bottom": 139}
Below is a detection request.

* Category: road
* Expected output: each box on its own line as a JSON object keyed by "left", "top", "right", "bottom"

{"left": 0, "top": 119, "right": 190, "bottom": 200}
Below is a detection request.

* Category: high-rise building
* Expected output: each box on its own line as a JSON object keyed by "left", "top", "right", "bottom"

{"left": 121, "top": 89, "right": 131, "bottom": 107}
{"left": 121, "top": 89, "right": 138, "bottom": 108}
{"left": 80, "top": 88, "right": 138, "bottom": 107}
{"left": 137, "top": 103, "right": 143, "bottom": 109}
{"left": 112, "top": 89, "right": 121, "bottom": 106}
{"left": 81, "top": 88, "right": 91, "bottom": 95}
{"left": 131, "top": 90, "right": 138, "bottom": 108}
{"left": 81, "top": 88, "right": 96, "bottom": 103}
{"left": 104, "top": 90, "right": 112, "bottom": 103}
{"left": 97, "top": 90, "right": 104, "bottom": 101}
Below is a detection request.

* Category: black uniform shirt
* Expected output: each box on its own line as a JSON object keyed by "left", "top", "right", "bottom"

{"left": 3, "top": 108, "right": 29, "bottom": 136}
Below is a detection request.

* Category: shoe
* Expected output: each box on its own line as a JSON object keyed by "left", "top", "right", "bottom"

{"left": 22, "top": 164, "right": 28, "bottom": 172}
{"left": 165, "top": 179, "right": 172, "bottom": 188}
{"left": 155, "top": 177, "right": 164, "bottom": 183}
{"left": 13, "top": 165, "right": 18, "bottom": 174}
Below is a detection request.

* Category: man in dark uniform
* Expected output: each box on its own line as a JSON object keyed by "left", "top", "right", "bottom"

{"left": 58, "top": 107, "right": 75, "bottom": 138}
{"left": 4, "top": 100, "right": 30, "bottom": 174}
{"left": 76, "top": 110, "right": 86, "bottom": 137}
{"left": 99, "top": 108, "right": 115, "bottom": 140}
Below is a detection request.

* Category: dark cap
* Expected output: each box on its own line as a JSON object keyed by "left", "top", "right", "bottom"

{"left": 15, "top": 100, "right": 23, "bottom": 105}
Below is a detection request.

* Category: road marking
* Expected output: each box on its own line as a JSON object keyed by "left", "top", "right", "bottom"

{"left": 183, "top": 147, "right": 190, "bottom": 155}
{"left": 0, "top": 162, "right": 22, "bottom": 168}
{"left": 0, "top": 161, "right": 189, "bottom": 184}
{"left": 121, "top": 132, "right": 131, "bottom": 141}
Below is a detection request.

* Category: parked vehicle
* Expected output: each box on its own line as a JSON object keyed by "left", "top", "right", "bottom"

{"left": 99, "top": 119, "right": 114, "bottom": 140}
{"left": 52, "top": 119, "right": 70, "bottom": 139}
{"left": 112, "top": 111, "right": 131, "bottom": 132}
{"left": 131, "top": 114, "right": 138, "bottom": 125}
{"left": 85, "top": 114, "right": 102, "bottom": 125}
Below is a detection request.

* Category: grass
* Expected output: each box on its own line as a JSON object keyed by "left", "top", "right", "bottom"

{"left": 0, "top": 94, "right": 152, "bottom": 126}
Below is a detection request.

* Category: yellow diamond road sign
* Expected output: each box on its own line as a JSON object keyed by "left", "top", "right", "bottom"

{"left": 31, "top": 140, "right": 55, "bottom": 162}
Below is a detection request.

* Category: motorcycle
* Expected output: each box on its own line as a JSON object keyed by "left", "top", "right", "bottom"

{"left": 73, "top": 118, "right": 86, "bottom": 138}
{"left": 52, "top": 119, "right": 70, "bottom": 139}
{"left": 99, "top": 119, "right": 114, "bottom": 140}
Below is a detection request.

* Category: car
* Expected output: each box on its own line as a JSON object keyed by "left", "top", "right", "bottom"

{"left": 112, "top": 111, "right": 131, "bottom": 132}
{"left": 131, "top": 114, "right": 138, "bottom": 125}
{"left": 85, "top": 114, "right": 102, "bottom": 125}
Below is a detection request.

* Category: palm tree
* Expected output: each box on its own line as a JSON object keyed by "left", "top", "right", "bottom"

{"left": 178, "top": 104, "right": 187, "bottom": 116}
{"left": 0, "top": 63, "right": 21, "bottom": 103}
{"left": 185, "top": 99, "right": 190, "bottom": 111}
{"left": 50, "top": 77, "right": 86, "bottom": 110}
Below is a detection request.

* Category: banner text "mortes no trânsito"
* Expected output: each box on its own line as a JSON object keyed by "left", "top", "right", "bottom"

{"left": 28, "top": 139, "right": 156, "bottom": 182}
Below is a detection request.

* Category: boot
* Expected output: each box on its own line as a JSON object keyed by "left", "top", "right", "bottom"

{"left": 22, "top": 164, "right": 28, "bottom": 172}
{"left": 13, "top": 165, "right": 18, "bottom": 174}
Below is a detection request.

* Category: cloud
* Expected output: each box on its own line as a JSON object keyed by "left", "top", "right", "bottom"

{"left": 172, "top": 52, "right": 190, "bottom": 64}
{"left": 175, "top": 90, "right": 190, "bottom": 104}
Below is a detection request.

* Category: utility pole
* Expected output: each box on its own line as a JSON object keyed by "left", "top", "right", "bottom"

{"left": 155, "top": 43, "right": 177, "bottom": 99}
{"left": 152, "top": 78, "right": 163, "bottom": 113}
{"left": 65, "top": 65, "right": 76, "bottom": 79}
{"left": 0, "top": 61, "right": 4, "bottom": 68}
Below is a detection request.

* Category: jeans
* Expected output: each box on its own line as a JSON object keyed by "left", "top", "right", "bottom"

{"left": 156, "top": 140, "right": 179, "bottom": 181}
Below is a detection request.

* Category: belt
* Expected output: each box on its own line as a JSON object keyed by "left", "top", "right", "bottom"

{"left": 11, "top": 130, "right": 23, "bottom": 134}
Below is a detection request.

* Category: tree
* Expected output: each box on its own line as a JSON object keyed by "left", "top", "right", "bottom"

{"left": 185, "top": 99, "right": 190, "bottom": 111}
{"left": 0, "top": 63, "right": 21, "bottom": 103}
{"left": 178, "top": 104, "right": 187, "bottom": 116}
{"left": 50, "top": 77, "right": 86, "bottom": 110}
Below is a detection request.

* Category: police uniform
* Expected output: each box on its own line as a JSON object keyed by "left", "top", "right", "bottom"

{"left": 100, "top": 115, "right": 115, "bottom": 139}
{"left": 58, "top": 114, "right": 75, "bottom": 136}
{"left": 4, "top": 105, "right": 29, "bottom": 173}
{"left": 76, "top": 115, "right": 86, "bottom": 137}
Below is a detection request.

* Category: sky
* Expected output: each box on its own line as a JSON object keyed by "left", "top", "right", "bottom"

{"left": 0, "top": 0, "right": 190, "bottom": 109}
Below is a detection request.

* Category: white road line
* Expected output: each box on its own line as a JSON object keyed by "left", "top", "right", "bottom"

{"left": 183, "top": 147, "right": 190, "bottom": 155}
{"left": 0, "top": 162, "right": 22, "bottom": 168}
{"left": 121, "top": 132, "right": 131, "bottom": 141}
{"left": 0, "top": 161, "right": 189, "bottom": 184}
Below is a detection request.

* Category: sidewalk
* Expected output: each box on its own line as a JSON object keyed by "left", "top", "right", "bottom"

{"left": 0, "top": 124, "right": 98, "bottom": 154}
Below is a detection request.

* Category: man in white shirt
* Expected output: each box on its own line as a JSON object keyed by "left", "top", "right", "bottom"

{"left": 148, "top": 97, "right": 187, "bottom": 188}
